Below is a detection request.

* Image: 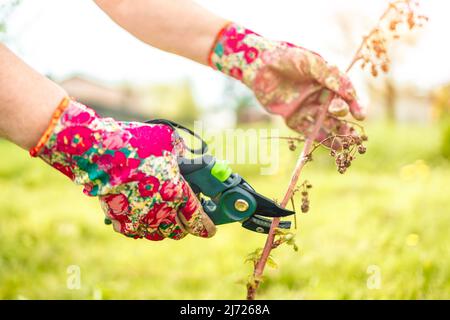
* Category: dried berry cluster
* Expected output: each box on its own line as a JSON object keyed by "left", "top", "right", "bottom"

{"left": 359, "top": 0, "right": 427, "bottom": 77}
{"left": 283, "top": 125, "right": 368, "bottom": 175}
{"left": 330, "top": 133, "right": 368, "bottom": 174}
{"left": 298, "top": 180, "right": 312, "bottom": 213}
{"left": 247, "top": 0, "right": 427, "bottom": 301}
{"left": 388, "top": 0, "right": 428, "bottom": 32}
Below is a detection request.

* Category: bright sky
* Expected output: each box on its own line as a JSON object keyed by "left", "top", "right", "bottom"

{"left": 2, "top": 0, "right": 449, "bottom": 109}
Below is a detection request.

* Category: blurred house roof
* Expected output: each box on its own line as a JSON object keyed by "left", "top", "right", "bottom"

{"left": 59, "top": 75, "right": 144, "bottom": 120}
{"left": 59, "top": 75, "right": 199, "bottom": 122}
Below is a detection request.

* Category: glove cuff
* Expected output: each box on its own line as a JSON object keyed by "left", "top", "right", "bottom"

{"left": 29, "top": 97, "right": 71, "bottom": 157}
{"left": 209, "top": 22, "right": 273, "bottom": 86}
{"left": 29, "top": 97, "right": 108, "bottom": 188}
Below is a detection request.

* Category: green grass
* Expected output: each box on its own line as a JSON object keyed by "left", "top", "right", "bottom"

{"left": 0, "top": 122, "right": 449, "bottom": 299}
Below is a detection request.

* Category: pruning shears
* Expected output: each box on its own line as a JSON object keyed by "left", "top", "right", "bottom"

{"left": 178, "top": 154, "right": 294, "bottom": 234}
{"left": 145, "top": 119, "right": 295, "bottom": 234}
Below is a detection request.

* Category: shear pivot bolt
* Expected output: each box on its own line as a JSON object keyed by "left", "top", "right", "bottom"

{"left": 234, "top": 199, "right": 249, "bottom": 212}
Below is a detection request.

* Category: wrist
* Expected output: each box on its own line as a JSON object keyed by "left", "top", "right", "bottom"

{"left": 0, "top": 43, "right": 68, "bottom": 150}
{"left": 29, "top": 96, "right": 71, "bottom": 157}
{"left": 208, "top": 23, "right": 279, "bottom": 86}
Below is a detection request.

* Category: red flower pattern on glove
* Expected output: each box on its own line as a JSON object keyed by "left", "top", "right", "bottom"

{"left": 30, "top": 98, "right": 216, "bottom": 241}
{"left": 210, "top": 23, "right": 366, "bottom": 141}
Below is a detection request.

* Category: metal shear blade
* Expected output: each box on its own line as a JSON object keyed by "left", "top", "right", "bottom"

{"left": 239, "top": 179, "right": 295, "bottom": 218}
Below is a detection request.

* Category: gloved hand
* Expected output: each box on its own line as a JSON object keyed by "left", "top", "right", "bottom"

{"left": 30, "top": 97, "right": 216, "bottom": 240}
{"left": 209, "top": 23, "right": 365, "bottom": 140}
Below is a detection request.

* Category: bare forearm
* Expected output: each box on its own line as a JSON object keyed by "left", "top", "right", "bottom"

{"left": 0, "top": 44, "right": 67, "bottom": 150}
{"left": 94, "top": 0, "right": 227, "bottom": 65}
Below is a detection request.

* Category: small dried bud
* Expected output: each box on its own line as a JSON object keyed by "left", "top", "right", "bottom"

{"left": 371, "top": 65, "right": 379, "bottom": 77}
{"left": 408, "top": 12, "right": 415, "bottom": 29}
{"left": 358, "top": 145, "right": 367, "bottom": 154}
{"left": 389, "top": 20, "right": 398, "bottom": 31}
{"left": 288, "top": 140, "right": 296, "bottom": 151}
{"left": 305, "top": 153, "right": 313, "bottom": 162}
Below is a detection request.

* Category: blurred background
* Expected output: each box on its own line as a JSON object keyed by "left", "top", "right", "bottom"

{"left": 0, "top": 0, "right": 449, "bottom": 299}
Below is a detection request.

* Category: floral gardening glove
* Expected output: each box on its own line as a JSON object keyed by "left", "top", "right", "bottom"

{"left": 209, "top": 23, "right": 366, "bottom": 141}
{"left": 30, "top": 98, "right": 216, "bottom": 241}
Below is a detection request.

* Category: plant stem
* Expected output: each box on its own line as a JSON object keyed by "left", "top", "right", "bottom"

{"left": 246, "top": 0, "right": 426, "bottom": 301}
{"left": 345, "top": 4, "right": 394, "bottom": 72}
{"left": 247, "top": 99, "right": 330, "bottom": 300}
{"left": 246, "top": 6, "right": 385, "bottom": 298}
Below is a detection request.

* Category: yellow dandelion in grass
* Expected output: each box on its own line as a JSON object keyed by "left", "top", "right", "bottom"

{"left": 400, "top": 160, "right": 430, "bottom": 181}
{"left": 406, "top": 233, "right": 420, "bottom": 247}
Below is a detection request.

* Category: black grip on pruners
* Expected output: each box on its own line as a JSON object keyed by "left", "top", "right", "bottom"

{"left": 242, "top": 216, "right": 292, "bottom": 234}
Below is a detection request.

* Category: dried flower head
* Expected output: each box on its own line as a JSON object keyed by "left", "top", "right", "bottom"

{"left": 247, "top": 0, "right": 427, "bottom": 301}
{"left": 359, "top": 0, "right": 428, "bottom": 77}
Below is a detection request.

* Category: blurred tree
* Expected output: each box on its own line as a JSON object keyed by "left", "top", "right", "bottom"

{"left": 222, "top": 78, "right": 269, "bottom": 124}
{"left": 441, "top": 125, "right": 450, "bottom": 160}
{"left": 0, "top": 0, "right": 21, "bottom": 41}
{"left": 432, "top": 84, "right": 450, "bottom": 160}
{"left": 175, "top": 79, "right": 199, "bottom": 123}
{"left": 365, "top": 78, "right": 397, "bottom": 122}
{"left": 383, "top": 77, "right": 397, "bottom": 122}
{"left": 432, "top": 84, "right": 450, "bottom": 120}
{"left": 144, "top": 80, "right": 200, "bottom": 123}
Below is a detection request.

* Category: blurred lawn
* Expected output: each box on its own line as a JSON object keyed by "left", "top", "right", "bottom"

{"left": 0, "top": 122, "right": 449, "bottom": 299}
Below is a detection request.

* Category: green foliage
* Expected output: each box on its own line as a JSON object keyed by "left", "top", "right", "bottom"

{"left": 275, "top": 229, "right": 299, "bottom": 252}
{"left": 245, "top": 248, "right": 263, "bottom": 267}
{"left": 0, "top": 0, "right": 21, "bottom": 40}
{"left": 432, "top": 84, "right": 450, "bottom": 119}
{"left": 440, "top": 123, "right": 450, "bottom": 160}
{"left": 0, "top": 122, "right": 449, "bottom": 299}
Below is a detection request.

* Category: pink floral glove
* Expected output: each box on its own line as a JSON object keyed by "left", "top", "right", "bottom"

{"left": 30, "top": 98, "right": 216, "bottom": 241}
{"left": 209, "top": 23, "right": 366, "bottom": 140}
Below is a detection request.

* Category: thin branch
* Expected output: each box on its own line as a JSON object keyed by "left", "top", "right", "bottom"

{"left": 247, "top": 6, "right": 385, "bottom": 301}
{"left": 247, "top": 99, "right": 330, "bottom": 300}
{"left": 246, "top": 0, "right": 427, "bottom": 300}
{"left": 346, "top": 4, "right": 393, "bottom": 72}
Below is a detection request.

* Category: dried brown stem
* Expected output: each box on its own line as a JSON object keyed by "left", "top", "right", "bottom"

{"left": 247, "top": 99, "right": 330, "bottom": 300}
{"left": 246, "top": 0, "right": 426, "bottom": 300}
{"left": 346, "top": 4, "right": 393, "bottom": 72}
{"left": 262, "top": 136, "right": 306, "bottom": 142}
{"left": 246, "top": 6, "right": 386, "bottom": 301}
